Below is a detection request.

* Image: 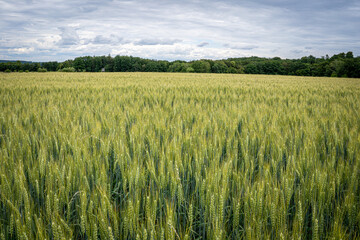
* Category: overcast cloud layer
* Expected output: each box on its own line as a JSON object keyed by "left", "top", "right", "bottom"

{"left": 0, "top": 0, "right": 359, "bottom": 61}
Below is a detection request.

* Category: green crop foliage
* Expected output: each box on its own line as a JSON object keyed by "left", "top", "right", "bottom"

{"left": 0, "top": 72, "right": 359, "bottom": 239}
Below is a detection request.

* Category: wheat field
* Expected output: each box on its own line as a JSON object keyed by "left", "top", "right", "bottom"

{"left": 0, "top": 72, "right": 359, "bottom": 239}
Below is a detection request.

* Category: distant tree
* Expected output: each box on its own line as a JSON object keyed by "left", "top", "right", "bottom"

{"left": 83, "top": 56, "right": 94, "bottom": 72}
{"left": 73, "top": 57, "right": 85, "bottom": 72}
{"left": 301, "top": 55, "right": 316, "bottom": 64}
{"left": 105, "top": 54, "right": 114, "bottom": 72}
{"left": 113, "top": 56, "right": 133, "bottom": 72}
{"left": 329, "top": 60, "right": 345, "bottom": 77}
{"left": 1, "top": 51, "right": 359, "bottom": 77}
{"left": 158, "top": 61, "right": 169, "bottom": 72}
{"left": 168, "top": 62, "right": 184, "bottom": 72}
{"left": 93, "top": 56, "right": 103, "bottom": 72}
{"left": 191, "top": 60, "right": 211, "bottom": 73}
{"left": 42, "top": 61, "right": 58, "bottom": 71}
{"left": 186, "top": 67, "right": 195, "bottom": 73}
{"left": 31, "top": 63, "right": 41, "bottom": 71}
{"left": 228, "top": 67, "right": 238, "bottom": 74}
{"left": 62, "top": 60, "right": 74, "bottom": 69}
{"left": 212, "top": 61, "right": 228, "bottom": 73}
{"left": 346, "top": 51, "right": 354, "bottom": 59}
{"left": 331, "top": 53, "right": 346, "bottom": 60}
{"left": 59, "top": 67, "right": 76, "bottom": 72}
{"left": 145, "top": 61, "right": 159, "bottom": 72}
{"left": 244, "top": 63, "right": 259, "bottom": 74}
{"left": 342, "top": 58, "right": 360, "bottom": 78}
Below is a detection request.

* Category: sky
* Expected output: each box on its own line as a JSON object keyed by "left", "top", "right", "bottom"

{"left": 0, "top": 0, "right": 359, "bottom": 62}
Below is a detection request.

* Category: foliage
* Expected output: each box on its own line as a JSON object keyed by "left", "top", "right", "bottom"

{"left": 37, "top": 67, "right": 47, "bottom": 72}
{"left": 1, "top": 52, "right": 359, "bottom": 78}
{"left": 186, "top": 67, "right": 195, "bottom": 73}
{"left": 191, "top": 60, "right": 211, "bottom": 73}
{"left": 212, "top": 61, "right": 228, "bottom": 73}
{"left": 0, "top": 72, "right": 359, "bottom": 239}
{"left": 59, "top": 67, "right": 76, "bottom": 72}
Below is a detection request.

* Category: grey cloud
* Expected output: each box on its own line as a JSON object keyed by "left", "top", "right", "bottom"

{"left": 133, "top": 39, "right": 182, "bottom": 46}
{"left": 91, "top": 35, "right": 124, "bottom": 45}
{"left": 224, "top": 44, "right": 259, "bottom": 50}
{"left": 93, "top": 35, "right": 114, "bottom": 44}
{"left": 79, "top": 6, "right": 98, "bottom": 13}
{"left": 0, "top": 0, "right": 359, "bottom": 61}
{"left": 291, "top": 50, "right": 304, "bottom": 54}
{"left": 197, "top": 42, "right": 209, "bottom": 47}
{"left": 58, "top": 27, "right": 80, "bottom": 46}
{"left": 247, "top": 0, "right": 358, "bottom": 11}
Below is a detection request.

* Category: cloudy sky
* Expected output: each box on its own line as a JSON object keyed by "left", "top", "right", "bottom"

{"left": 1, "top": 0, "right": 359, "bottom": 62}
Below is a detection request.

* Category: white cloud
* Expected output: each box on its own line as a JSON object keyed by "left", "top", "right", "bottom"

{"left": 0, "top": 0, "right": 359, "bottom": 61}
{"left": 58, "top": 27, "right": 80, "bottom": 46}
{"left": 11, "top": 47, "right": 35, "bottom": 54}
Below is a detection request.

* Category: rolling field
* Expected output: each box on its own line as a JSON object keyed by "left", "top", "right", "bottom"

{"left": 0, "top": 72, "right": 359, "bottom": 239}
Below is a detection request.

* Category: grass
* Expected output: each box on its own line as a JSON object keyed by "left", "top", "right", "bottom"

{"left": 0, "top": 72, "right": 359, "bottom": 239}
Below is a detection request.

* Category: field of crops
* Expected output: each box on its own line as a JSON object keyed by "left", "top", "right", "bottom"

{"left": 0, "top": 72, "right": 359, "bottom": 240}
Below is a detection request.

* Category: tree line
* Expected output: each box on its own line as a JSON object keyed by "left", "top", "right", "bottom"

{"left": 1, "top": 52, "right": 359, "bottom": 78}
